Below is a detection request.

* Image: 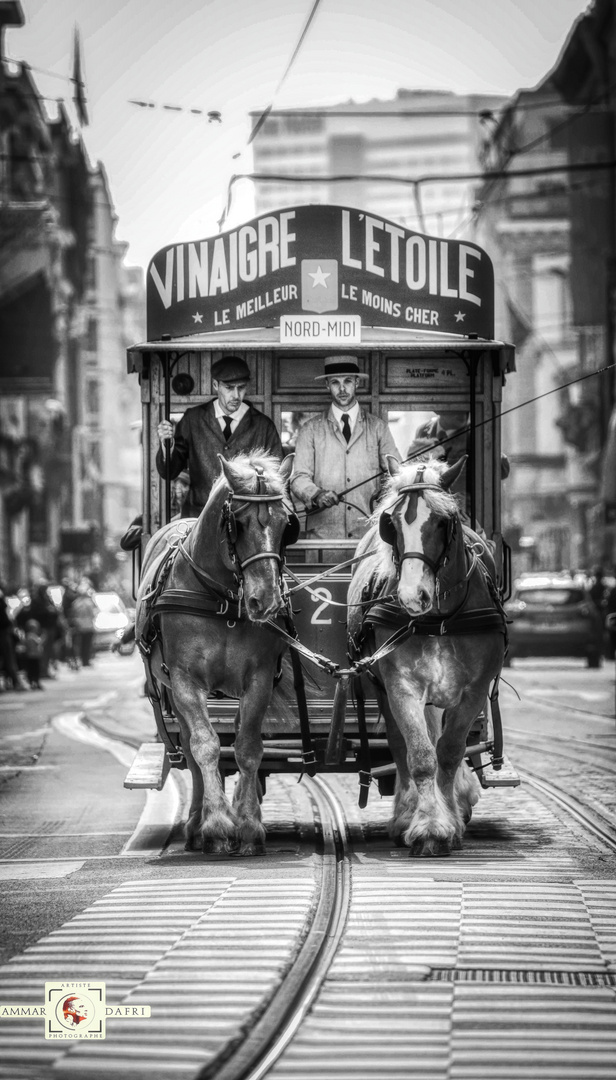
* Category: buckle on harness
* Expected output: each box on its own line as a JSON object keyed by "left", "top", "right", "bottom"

{"left": 166, "top": 747, "right": 185, "bottom": 767}
{"left": 217, "top": 598, "right": 229, "bottom": 616}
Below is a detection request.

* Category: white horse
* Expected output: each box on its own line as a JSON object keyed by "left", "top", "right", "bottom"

{"left": 348, "top": 457, "right": 505, "bottom": 855}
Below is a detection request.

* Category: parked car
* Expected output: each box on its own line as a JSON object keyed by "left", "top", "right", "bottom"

{"left": 93, "top": 592, "right": 130, "bottom": 651}
{"left": 505, "top": 572, "right": 604, "bottom": 668}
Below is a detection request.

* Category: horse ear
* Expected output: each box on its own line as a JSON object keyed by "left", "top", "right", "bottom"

{"left": 218, "top": 454, "right": 244, "bottom": 488}
{"left": 278, "top": 454, "right": 294, "bottom": 483}
{"left": 440, "top": 454, "right": 467, "bottom": 490}
{"left": 386, "top": 455, "right": 401, "bottom": 476}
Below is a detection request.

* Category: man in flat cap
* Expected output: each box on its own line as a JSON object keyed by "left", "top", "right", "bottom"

{"left": 291, "top": 355, "right": 398, "bottom": 539}
{"left": 156, "top": 357, "right": 282, "bottom": 516}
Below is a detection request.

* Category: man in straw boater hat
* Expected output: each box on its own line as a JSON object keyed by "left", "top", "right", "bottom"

{"left": 291, "top": 355, "right": 399, "bottom": 540}
{"left": 157, "top": 356, "right": 283, "bottom": 517}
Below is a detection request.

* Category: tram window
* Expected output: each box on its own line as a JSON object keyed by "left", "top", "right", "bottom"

{"left": 388, "top": 410, "right": 438, "bottom": 460}
{"left": 386, "top": 406, "right": 473, "bottom": 520}
{"left": 280, "top": 410, "right": 319, "bottom": 455}
{"left": 387, "top": 407, "right": 471, "bottom": 465}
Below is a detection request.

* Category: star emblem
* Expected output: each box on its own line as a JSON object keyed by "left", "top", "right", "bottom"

{"left": 308, "top": 265, "right": 331, "bottom": 289}
{"left": 454, "top": 311, "right": 465, "bottom": 323}
{"left": 192, "top": 312, "right": 203, "bottom": 324}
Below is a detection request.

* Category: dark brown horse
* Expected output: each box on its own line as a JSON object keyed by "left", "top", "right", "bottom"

{"left": 137, "top": 451, "right": 297, "bottom": 855}
{"left": 348, "top": 456, "right": 506, "bottom": 856}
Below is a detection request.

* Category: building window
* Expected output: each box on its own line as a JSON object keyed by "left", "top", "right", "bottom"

{"left": 328, "top": 134, "right": 366, "bottom": 174}
{"left": 283, "top": 115, "right": 324, "bottom": 135}
{"left": 85, "top": 318, "right": 98, "bottom": 352}
{"left": 85, "top": 379, "right": 100, "bottom": 416}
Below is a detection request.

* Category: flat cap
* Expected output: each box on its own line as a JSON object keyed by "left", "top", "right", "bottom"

{"left": 211, "top": 357, "right": 250, "bottom": 384}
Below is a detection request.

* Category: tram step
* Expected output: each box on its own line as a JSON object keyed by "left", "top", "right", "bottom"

{"left": 473, "top": 750, "right": 521, "bottom": 788}
{"left": 124, "top": 741, "right": 170, "bottom": 790}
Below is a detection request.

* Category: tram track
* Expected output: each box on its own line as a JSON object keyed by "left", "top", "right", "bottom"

{"left": 201, "top": 776, "right": 351, "bottom": 1080}
{"left": 502, "top": 680, "right": 616, "bottom": 725}
{"left": 507, "top": 724, "right": 616, "bottom": 773}
{"left": 518, "top": 768, "right": 616, "bottom": 854}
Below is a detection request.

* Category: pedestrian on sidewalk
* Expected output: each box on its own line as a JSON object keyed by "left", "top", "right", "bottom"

{"left": 0, "top": 584, "right": 24, "bottom": 692}
{"left": 68, "top": 581, "right": 97, "bottom": 667}
{"left": 23, "top": 619, "right": 44, "bottom": 689}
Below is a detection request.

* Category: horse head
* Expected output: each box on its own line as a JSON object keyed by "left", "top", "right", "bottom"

{"left": 217, "top": 452, "right": 298, "bottom": 622}
{"left": 377, "top": 455, "right": 466, "bottom": 616}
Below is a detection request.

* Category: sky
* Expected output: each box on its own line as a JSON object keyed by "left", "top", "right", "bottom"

{"left": 6, "top": 0, "right": 592, "bottom": 270}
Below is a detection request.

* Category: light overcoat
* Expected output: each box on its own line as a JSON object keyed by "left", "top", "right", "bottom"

{"left": 291, "top": 406, "right": 399, "bottom": 538}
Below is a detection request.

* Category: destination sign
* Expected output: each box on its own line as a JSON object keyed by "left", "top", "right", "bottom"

{"left": 146, "top": 205, "right": 494, "bottom": 340}
{"left": 280, "top": 315, "right": 361, "bottom": 344}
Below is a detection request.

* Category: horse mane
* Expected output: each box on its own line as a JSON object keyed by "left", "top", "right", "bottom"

{"left": 376, "top": 459, "right": 460, "bottom": 518}
{"left": 370, "top": 459, "right": 460, "bottom": 579}
{"left": 210, "top": 449, "right": 288, "bottom": 498}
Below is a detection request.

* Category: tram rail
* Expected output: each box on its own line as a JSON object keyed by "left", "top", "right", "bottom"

{"left": 519, "top": 769, "right": 616, "bottom": 854}
{"left": 205, "top": 777, "right": 351, "bottom": 1080}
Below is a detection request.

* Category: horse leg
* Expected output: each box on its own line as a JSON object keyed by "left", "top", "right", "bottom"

{"left": 436, "top": 688, "right": 486, "bottom": 847}
{"left": 180, "top": 736, "right": 206, "bottom": 851}
{"left": 381, "top": 664, "right": 459, "bottom": 857}
{"left": 171, "top": 682, "right": 238, "bottom": 854}
{"left": 231, "top": 675, "right": 273, "bottom": 856}
{"left": 382, "top": 704, "right": 417, "bottom": 846}
{"left": 425, "top": 703, "right": 480, "bottom": 838}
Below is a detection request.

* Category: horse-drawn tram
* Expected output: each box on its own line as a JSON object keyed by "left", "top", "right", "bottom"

{"left": 124, "top": 203, "right": 520, "bottom": 858}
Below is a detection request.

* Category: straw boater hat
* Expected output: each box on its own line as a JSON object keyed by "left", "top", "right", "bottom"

{"left": 314, "top": 355, "right": 369, "bottom": 382}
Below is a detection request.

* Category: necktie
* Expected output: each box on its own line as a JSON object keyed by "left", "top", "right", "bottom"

{"left": 341, "top": 414, "right": 351, "bottom": 443}
{"left": 222, "top": 416, "right": 233, "bottom": 441}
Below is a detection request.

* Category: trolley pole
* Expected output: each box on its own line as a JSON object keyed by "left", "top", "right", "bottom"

{"left": 161, "top": 353, "right": 172, "bottom": 524}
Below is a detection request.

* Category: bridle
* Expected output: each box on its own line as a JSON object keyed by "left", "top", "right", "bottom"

{"left": 221, "top": 490, "right": 294, "bottom": 572}
{"left": 178, "top": 465, "right": 300, "bottom": 604}
{"left": 379, "top": 469, "right": 454, "bottom": 577}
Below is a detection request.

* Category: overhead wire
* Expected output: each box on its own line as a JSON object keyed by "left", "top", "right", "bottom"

{"left": 216, "top": 0, "right": 323, "bottom": 231}
{"left": 470, "top": 79, "right": 616, "bottom": 230}
{"left": 335, "top": 361, "right": 616, "bottom": 502}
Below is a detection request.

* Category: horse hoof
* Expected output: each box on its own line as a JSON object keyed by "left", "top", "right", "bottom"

{"left": 236, "top": 842, "right": 266, "bottom": 857}
{"left": 436, "top": 838, "right": 453, "bottom": 856}
{"left": 407, "top": 836, "right": 453, "bottom": 857}
{"left": 184, "top": 834, "right": 201, "bottom": 851}
{"left": 392, "top": 834, "right": 405, "bottom": 848}
{"left": 451, "top": 834, "right": 463, "bottom": 851}
{"left": 408, "top": 838, "right": 428, "bottom": 857}
{"left": 202, "top": 838, "right": 228, "bottom": 855}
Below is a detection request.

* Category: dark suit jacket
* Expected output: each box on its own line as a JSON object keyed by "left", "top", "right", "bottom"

{"left": 155, "top": 400, "right": 282, "bottom": 515}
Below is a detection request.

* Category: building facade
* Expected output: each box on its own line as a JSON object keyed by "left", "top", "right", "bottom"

{"left": 0, "top": 1, "right": 143, "bottom": 592}
{"left": 250, "top": 88, "right": 506, "bottom": 237}
{"left": 475, "top": 0, "right": 616, "bottom": 574}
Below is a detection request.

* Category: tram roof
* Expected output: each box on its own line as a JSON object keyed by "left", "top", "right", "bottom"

{"left": 128, "top": 327, "right": 515, "bottom": 372}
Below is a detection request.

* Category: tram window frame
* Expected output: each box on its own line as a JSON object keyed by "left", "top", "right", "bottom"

{"left": 381, "top": 402, "right": 486, "bottom": 533}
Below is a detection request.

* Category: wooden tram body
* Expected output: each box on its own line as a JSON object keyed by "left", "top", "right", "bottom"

{"left": 124, "top": 204, "right": 519, "bottom": 796}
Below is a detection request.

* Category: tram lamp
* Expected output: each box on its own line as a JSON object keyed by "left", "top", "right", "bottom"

{"left": 172, "top": 373, "right": 195, "bottom": 395}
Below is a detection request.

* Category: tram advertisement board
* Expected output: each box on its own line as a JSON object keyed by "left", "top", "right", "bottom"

{"left": 146, "top": 204, "right": 494, "bottom": 341}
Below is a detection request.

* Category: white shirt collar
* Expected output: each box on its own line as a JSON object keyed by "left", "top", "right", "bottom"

{"left": 331, "top": 401, "right": 360, "bottom": 431}
{"left": 214, "top": 399, "right": 249, "bottom": 426}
